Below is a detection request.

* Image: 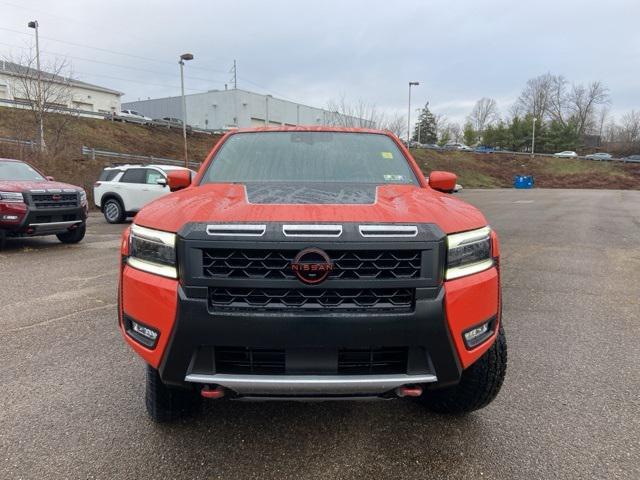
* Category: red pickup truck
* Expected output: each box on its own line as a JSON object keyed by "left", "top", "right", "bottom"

{"left": 118, "top": 127, "right": 507, "bottom": 422}
{"left": 0, "top": 158, "right": 88, "bottom": 249}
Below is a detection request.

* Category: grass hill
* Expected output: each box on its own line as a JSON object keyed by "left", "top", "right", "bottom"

{"left": 412, "top": 149, "right": 640, "bottom": 190}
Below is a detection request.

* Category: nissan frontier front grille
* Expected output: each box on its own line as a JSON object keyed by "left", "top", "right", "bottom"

{"left": 202, "top": 249, "right": 422, "bottom": 280}
{"left": 208, "top": 287, "right": 415, "bottom": 311}
{"left": 30, "top": 193, "right": 78, "bottom": 209}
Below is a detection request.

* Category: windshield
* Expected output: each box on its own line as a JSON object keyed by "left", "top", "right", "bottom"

{"left": 200, "top": 132, "right": 419, "bottom": 185}
{"left": 0, "top": 161, "right": 45, "bottom": 181}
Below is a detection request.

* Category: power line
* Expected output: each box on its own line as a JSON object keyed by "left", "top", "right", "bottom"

{"left": 0, "top": 25, "right": 308, "bottom": 104}
{"left": 0, "top": 39, "right": 228, "bottom": 85}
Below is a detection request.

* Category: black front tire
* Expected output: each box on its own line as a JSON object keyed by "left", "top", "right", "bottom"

{"left": 103, "top": 198, "right": 125, "bottom": 224}
{"left": 419, "top": 324, "right": 507, "bottom": 414}
{"left": 56, "top": 222, "right": 86, "bottom": 244}
{"left": 145, "top": 365, "right": 201, "bottom": 422}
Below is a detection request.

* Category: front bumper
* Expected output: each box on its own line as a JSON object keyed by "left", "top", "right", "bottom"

{"left": 1, "top": 204, "right": 87, "bottom": 236}
{"left": 120, "top": 266, "right": 500, "bottom": 397}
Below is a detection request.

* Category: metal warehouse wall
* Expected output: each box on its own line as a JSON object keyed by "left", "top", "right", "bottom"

{"left": 122, "top": 89, "right": 370, "bottom": 130}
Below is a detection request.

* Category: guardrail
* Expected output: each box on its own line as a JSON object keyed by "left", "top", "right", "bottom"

{"left": 81, "top": 146, "right": 201, "bottom": 169}
{"left": 0, "top": 136, "right": 39, "bottom": 149}
{"left": 414, "top": 145, "right": 640, "bottom": 163}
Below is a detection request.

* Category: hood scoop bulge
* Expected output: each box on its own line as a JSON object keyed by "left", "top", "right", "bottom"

{"left": 245, "top": 183, "right": 377, "bottom": 205}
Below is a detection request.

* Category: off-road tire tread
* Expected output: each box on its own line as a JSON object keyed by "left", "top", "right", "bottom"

{"left": 145, "top": 365, "right": 201, "bottom": 422}
{"left": 420, "top": 324, "right": 507, "bottom": 414}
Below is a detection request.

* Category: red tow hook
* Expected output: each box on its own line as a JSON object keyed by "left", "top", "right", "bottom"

{"left": 200, "top": 385, "right": 225, "bottom": 399}
{"left": 396, "top": 385, "right": 423, "bottom": 397}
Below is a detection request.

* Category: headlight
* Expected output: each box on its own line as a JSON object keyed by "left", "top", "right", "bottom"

{"left": 446, "top": 226, "right": 493, "bottom": 280}
{"left": 127, "top": 224, "right": 177, "bottom": 278}
{"left": 0, "top": 191, "right": 24, "bottom": 203}
{"left": 79, "top": 190, "right": 87, "bottom": 206}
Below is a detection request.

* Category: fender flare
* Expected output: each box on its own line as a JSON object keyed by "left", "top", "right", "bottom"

{"left": 100, "top": 192, "right": 126, "bottom": 212}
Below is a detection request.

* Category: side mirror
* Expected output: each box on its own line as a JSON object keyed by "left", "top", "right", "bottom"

{"left": 46, "top": 176, "right": 55, "bottom": 181}
{"left": 156, "top": 177, "right": 168, "bottom": 187}
{"left": 167, "top": 170, "right": 191, "bottom": 191}
{"left": 428, "top": 171, "right": 457, "bottom": 193}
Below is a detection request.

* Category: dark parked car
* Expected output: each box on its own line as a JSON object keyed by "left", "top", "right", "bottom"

{"left": 474, "top": 145, "right": 495, "bottom": 154}
{"left": 153, "top": 117, "right": 192, "bottom": 132}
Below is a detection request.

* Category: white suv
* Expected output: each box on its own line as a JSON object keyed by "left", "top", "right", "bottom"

{"left": 93, "top": 165, "right": 195, "bottom": 223}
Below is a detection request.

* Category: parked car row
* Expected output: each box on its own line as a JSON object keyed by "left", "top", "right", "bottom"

{"left": 112, "top": 110, "right": 193, "bottom": 131}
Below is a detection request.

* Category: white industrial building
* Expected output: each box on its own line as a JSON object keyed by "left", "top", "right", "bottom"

{"left": 0, "top": 60, "right": 122, "bottom": 114}
{"left": 122, "top": 88, "right": 373, "bottom": 131}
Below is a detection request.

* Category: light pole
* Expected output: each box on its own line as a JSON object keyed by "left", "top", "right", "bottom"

{"left": 531, "top": 117, "right": 537, "bottom": 158}
{"left": 179, "top": 53, "right": 193, "bottom": 167}
{"left": 28, "top": 20, "right": 45, "bottom": 151}
{"left": 407, "top": 81, "right": 419, "bottom": 144}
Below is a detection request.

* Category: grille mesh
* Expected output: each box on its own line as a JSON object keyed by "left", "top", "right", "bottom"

{"left": 31, "top": 193, "right": 78, "bottom": 209}
{"left": 208, "top": 287, "right": 414, "bottom": 311}
{"left": 202, "top": 249, "right": 421, "bottom": 280}
{"left": 337, "top": 347, "right": 408, "bottom": 374}
{"left": 214, "top": 347, "right": 408, "bottom": 375}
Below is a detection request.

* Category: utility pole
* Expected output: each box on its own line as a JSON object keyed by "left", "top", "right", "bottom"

{"left": 28, "top": 20, "right": 45, "bottom": 151}
{"left": 531, "top": 117, "right": 537, "bottom": 158}
{"left": 416, "top": 108, "right": 422, "bottom": 144}
{"left": 407, "top": 81, "right": 419, "bottom": 144}
{"left": 231, "top": 60, "right": 237, "bottom": 89}
{"left": 179, "top": 53, "right": 194, "bottom": 168}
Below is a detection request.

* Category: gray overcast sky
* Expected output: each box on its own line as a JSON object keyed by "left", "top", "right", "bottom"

{"left": 1, "top": 0, "right": 638, "bottom": 125}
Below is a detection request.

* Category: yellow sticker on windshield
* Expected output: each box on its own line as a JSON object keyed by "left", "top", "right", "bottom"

{"left": 381, "top": 151, "right": 393, "bottom": 159}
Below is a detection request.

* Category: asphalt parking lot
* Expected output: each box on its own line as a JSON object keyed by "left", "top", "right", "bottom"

{"left": 1, "top": 188, "right": 639, "bottom": 480}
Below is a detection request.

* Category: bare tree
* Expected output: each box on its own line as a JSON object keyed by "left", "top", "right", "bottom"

{"left": 326, "top": 96, "right": 381, "bottom": 128}
{"left": 3, "top": 51, "right": 74, "bottom": 151}
{"left": 432, "top": 113, "right": 448, "bottom": 140}
{"left": 619, "top": 110, "right": 640, "bottom": 143}
{"left": 567, "top": 81, "right": 610, "bottom": 135}
{"left": 548, "top": 75, "right": 569, "bottom": 125}
{"left": 596, "top": 106, "right": 610, "bottom": 138}
{"left": 448, "top": 122, "right": 462, "bottom": 143}
{"left": 380, "top": 113, "right": 406, "bottom": 139}
{"left": 467, "top": 97, "right": 499, "bottom": 135}
{"left": 515, "top": 74, "right": 553, "bottom": 121}
{"left": 603, "top": 120, "right": 620, "bottom": 143}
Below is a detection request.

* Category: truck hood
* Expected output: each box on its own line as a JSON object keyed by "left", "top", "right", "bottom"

{"left": 0, "top": 180, "right": 83, "bottom": 193}
{"left": 135, "top": 183, "right": 487, "bottom": 235}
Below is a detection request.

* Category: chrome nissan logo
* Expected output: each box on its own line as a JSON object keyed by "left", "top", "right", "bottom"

{"left": 291, "top": 248, "right": 333, "bottom": 284}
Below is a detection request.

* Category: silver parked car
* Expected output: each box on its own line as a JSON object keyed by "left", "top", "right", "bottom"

{"left": 584, "top": 152, "right": 612, "bottom": 160}
{"left": 553, "top": 150, "right": 578, "bottom": 158}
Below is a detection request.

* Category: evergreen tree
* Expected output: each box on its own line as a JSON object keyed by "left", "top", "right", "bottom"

{"left": 463, "top": 122, "right": 476, "bottom": 146}
{"left": 543, "top": 119, "right": 580, "bottom": 152}
{"left": 412, "top": 103, "right": 438, "bottom": 143}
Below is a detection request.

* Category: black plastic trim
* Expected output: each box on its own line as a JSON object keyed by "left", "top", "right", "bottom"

{"left": 157, "top": 285, "right": 462, "bottom": 390}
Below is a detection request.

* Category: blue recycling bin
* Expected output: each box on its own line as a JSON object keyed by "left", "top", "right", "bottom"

{"left": 514, "top": 175, "right": 534, "bottom": 189}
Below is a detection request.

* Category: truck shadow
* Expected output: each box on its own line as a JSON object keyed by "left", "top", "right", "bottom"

{"left": 151, "top": 398, "right": 488, "bottom": 476}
